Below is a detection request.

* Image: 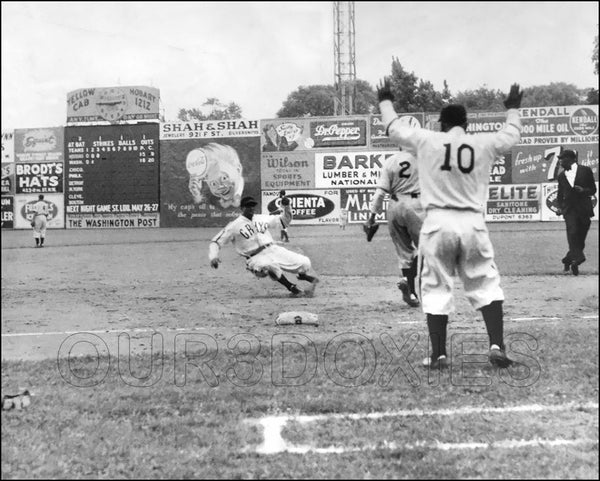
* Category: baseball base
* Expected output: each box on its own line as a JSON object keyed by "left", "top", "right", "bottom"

{"left": 275, "top": 311, "right": 319, "bottom": 326}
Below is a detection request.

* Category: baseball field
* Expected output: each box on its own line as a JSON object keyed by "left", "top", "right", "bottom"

{"left": 1, "top": 222, "right": 598, "bottom": 478}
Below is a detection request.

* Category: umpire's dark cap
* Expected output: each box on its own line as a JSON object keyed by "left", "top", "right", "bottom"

{"left": 439, "top": 104, "right": 467, "bottom": 126}
{"left": 240, "top": 196, "right": 258, "bottom": 208}
{"left": 558, "top": 149, "right": 577, "bottom": 160}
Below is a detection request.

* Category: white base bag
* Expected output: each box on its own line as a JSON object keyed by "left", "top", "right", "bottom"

{"left": 275, "top": 311, "right": 319, "bottom": 326}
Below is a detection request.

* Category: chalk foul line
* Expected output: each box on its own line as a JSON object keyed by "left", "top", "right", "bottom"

{"left": 243, "top": 401, "right": 599, "bottom": 455}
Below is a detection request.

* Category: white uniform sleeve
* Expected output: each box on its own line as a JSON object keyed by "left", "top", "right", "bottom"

{"left": 208, "top": 242, "right": 220, "bottom": 263}
{"left": 369, "top": 188, "right": 387, "bottom": 215}
{"left": 490, "top": 109, "right": 522, "bottom": 153}
{"left": 208, "top": 226, "right": 232, "bottom": 262}
{"left": 381, "top": 100, "right": 430, "bottom": 152}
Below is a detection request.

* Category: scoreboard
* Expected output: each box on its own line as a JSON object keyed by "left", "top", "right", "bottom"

{"left": 64, "top": 124, "right": 160, "bottom": 228}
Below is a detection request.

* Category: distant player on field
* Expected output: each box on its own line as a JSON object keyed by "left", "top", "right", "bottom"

{"left": 31, "top": 194, "right": 49, "bottom": 248}
{"left": 364, "top": 149, "right": 424, "bottom": 307}
{"left": 208, "top": 193, "right": 319, "bottom": 296}
{"left": 339, "top": 208, "right": 349, "bottom": 230}
{"left": 377, "top": 78, "right": 523, "bottom": 369}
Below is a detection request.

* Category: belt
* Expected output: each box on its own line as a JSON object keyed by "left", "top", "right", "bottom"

{"left": 391, "top": 193, "right": 420, "bottom": 201}
{"left": 246, "top": 243, "right": 272, "bottom": 258}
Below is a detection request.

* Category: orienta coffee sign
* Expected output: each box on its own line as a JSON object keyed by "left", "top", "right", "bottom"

{"left": 261, "top": 190, "right": 341, "bottom": 225}
{"left": 266, "top": 193, "right": 335, "bottom": 220}
{"left": 66, "top": 86, "right": 160, "bottom": 123}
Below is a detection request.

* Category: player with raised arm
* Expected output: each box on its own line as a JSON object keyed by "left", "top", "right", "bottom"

{"left": 363, "top": 149, "right": 424, "bottom": 307}
{"left": 208, "top": 192, "right": 319, "bottom": 297}
{"left": 377, "top": 78, "right": 523, "bottom": 369}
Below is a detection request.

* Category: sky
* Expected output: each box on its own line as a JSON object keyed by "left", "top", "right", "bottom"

{"left": 1, "top": 1, "right": 598, "bottom": 129}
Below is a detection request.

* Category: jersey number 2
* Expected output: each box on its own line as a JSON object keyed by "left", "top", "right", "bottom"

{"left": 398, "top": 161, "right": 411, "bottom": 178}
{"left": 441, "top": 143, "right": 474, "bottom": 173}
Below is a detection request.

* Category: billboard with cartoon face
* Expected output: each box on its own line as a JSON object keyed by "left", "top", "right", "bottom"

{"left": 160, "top": 120, "right": 261, "bottom": 227}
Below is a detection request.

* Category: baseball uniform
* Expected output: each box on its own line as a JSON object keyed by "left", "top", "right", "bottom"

{"left": 382, "top": 108, "right": 522, "bottom": 314}
{"left": 339, "top": 209, "right": 348, "bottom": 229}
{"left": 31, "top": 199, "right": 49, "bottom": 246}
{"left": 208, "top": 208, "right": 312, "bottom": 281}
{"left": 370, "top": 150, "right": 424, "bottom": 271}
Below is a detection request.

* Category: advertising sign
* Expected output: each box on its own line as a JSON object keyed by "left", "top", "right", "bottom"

{"left": 67, "top": 86, "right": 160, "bottom": 123}
{"left": 14, "top": 193, "right": 64, "bottom": 229}
{"left": 261, "top": 189, "right": 341, "bottom": 225}
{"left": 315, "top": 151, "right": 396, "bottom": 188}
{"left": 64, "top": 124, "right": 160, "bottom": 228}
{"left": 14, "top": 127, "right": 64, "bottom": 162}
{"left": 2, "top": 163, "right": 15, "bottom": 195}
{"left": 340, "top": 188, "right": 389, "bottom": 224}
{"left": 489, "top": 152, "right": 512, "bottom": 184}
{"left": 309, "top": 118, "right": 367, "bottom": 148}
{"left": 2, "top": 131, "right": 14, "bottom": 163}
{"left": 15, "top": 162, "right": 63, "bottom": 194}
{"left": 1, "top": 196, "right": 14, "bottom": 228}
{"left": 261, "top": 151, "right": 315, "bottom": 190}
{"left": 519, "top": 105, "right": 598, "bottom": 143}
{"left": 466, "top": 106, "right": 598, "bottom": 143}
{"left": 370, "top": 114, "right": 424, "bottom": 149}
{"left": 260, "top": 119, "right": 314, "bottom": 151}
{"left": 160, "top": 119, "right": 260, "bottom": 140}
{"left": 160, "top": 124, "right": 261, "bottom": 227}
{"left": 512, "top": 143, "right": 599, "bottom": 184}
{"left": 485, "top": 184, "right": 542, "bottom": 222}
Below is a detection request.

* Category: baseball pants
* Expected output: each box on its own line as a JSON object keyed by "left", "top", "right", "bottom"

{"left": 387, "top": 196, "right": 425, "bottom": 270}
{"left": 32, "top": 215, "right": 47, "bottom": 239}
{"left": 246, "top": 244, "right": 311, "bottom": 279}
{"left": 417, "top": 209, "right": 504, "bottom": 315}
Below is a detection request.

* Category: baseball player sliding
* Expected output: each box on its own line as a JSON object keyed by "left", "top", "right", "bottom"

{"left": 364, "top": 149, "right": 424, "bottom": 308}
{"left": 208, "top": 191, "right": 319, "bottom": 297}
{"left": 377, "top": 78, "right": 523, "bottom": 369}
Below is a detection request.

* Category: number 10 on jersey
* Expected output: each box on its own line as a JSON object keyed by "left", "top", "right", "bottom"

{"left": 441, "top": 143, "right": 474, "bottom": 174}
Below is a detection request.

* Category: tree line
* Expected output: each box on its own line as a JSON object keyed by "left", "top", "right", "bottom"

{"left": 178, "top": 35, "right": 599, "bottom": 121}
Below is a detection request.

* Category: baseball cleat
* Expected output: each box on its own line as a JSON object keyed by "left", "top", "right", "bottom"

{"left": 562, "top": 261, "right": 571, "bottom": 273}
{"left": 289, "top": 284, "right": 304, "bottom": 297}
{"left": 571, "top": 263, "right": 579, "bottom": 276}
{"left": 489, "top": 345, "right": 513, "bottom": 368}
{"left": 397, "top": 279, "right": 420, "bottom": 307}
{"left": 422, "top": 355, "right": 449, "bottom": 370}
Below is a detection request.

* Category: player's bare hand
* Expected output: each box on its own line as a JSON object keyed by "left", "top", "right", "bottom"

{"left": 377, "top": 77, "right": 395, "bottom": 103}
{"left": 210, "top": 258, "right": 221, "bottom": 269}
{"left": 503, "top": 83, "right": 523, "bottom": 110}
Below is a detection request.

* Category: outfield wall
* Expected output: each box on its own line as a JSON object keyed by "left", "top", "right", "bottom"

{"left": 1, "top": 105, "right": 598, "bottom": 229}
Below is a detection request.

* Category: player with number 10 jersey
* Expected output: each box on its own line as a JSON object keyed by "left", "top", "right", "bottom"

{"left": 378, "top": 79, "right": 523, "bottom": 370}
{"left": 387, "top": 111, "right": 521, "bottom": 213}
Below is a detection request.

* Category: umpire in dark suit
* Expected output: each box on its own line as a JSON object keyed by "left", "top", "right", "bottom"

{"left": 556, "top": 149, "right": 597, "bottom": 275}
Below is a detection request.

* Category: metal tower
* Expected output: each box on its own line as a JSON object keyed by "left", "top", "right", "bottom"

{"left": 333, "top": 1, "right": 356, "bottom": 116}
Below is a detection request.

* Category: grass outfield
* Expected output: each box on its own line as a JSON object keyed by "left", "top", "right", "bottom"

{"left": 1, "top": 223, "right": 598, "bottom": 478}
